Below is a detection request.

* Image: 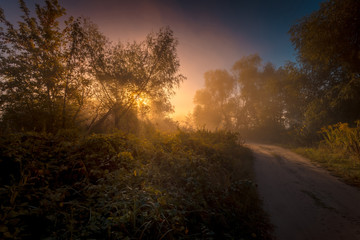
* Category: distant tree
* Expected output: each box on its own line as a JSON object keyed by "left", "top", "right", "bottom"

{"left": 193, "top": 70, "right": 236, "bottom": 130}
{"left": 279, "top": 63, "right": 309, "bottom": 130}
{"left": 192, "top": 55, "right": 288, "bottom": 140}
{"left": 289, "top": 0, "right": 360, "bottom": 132}
{"left": 232, "top": 54, "right": 286, "bottom": 134}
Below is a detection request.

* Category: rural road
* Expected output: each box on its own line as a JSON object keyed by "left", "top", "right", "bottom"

{"left": 247, "top": 143, "right": 360, "bottom": 240}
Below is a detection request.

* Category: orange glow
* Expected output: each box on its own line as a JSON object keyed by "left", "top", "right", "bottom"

{"left": 135, "top": 96, "right": 149, "bottom": 108}
{"left": 60, "top": 0, "right": 257, "bottom": 120}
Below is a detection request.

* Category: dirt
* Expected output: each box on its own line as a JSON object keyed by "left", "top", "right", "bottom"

{"left": 247, "top": 143, "right": 360, "bottom": 240}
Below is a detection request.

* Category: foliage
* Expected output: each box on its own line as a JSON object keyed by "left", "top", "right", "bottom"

{"left": 0, "top": 0, "right": 72, "bottom": 131}
{"left": 192, "top": 54, "right": 288, "bottom": 142}
{"left": 192, "top": 70, "right": 236, "bottom": 130}
{"left": 289, "top": 0, "right": 360, "bottom": 135}
{"left": 192, "top": 0, "right": 360, "bottom": 144}
{"left": 0, "top": 130, "right": 272, "bottom": 239}
{"left": 87, "top": 26, "right": 185, "bottom": 133}
{"left": 0, "top": 1, "right": 184, "bottom": 134}
{"left": 320, "top": 121, "right": 360, "bottom": 162}
{"left": 293, "top": 120, "right": 360, "bottom": 188}
{"left": 294, "top": 147, "right": 360, "bottom": 188}
{"left": 290, "top": 0, "right": 360, "bottom": 75}
{"left": 0, "top": 3, "right": 273, "bottom": 237}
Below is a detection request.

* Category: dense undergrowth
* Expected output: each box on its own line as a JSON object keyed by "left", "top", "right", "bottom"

{"left": 294, "top": 121, "right": 360, "bottom": 188}
{"left": 0, "top": 130, "right": 272, "bottom": 239}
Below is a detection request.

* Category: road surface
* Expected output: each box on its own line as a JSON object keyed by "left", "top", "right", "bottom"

{"left": 247, "top": 143, "right": 360, "bottom": 240}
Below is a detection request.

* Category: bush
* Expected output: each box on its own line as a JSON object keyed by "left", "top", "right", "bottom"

{"left": 320, "top": 121, "right": 360, "bottom": 162}
{"left": 0, "top": 130, "right": 272, "bottom": 239}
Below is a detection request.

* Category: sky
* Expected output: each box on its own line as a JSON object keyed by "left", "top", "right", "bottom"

{"left": 0, "top": 0, "right": 324, "bottom": 120}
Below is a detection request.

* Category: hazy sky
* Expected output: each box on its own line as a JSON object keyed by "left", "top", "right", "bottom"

{"left": 1, "top": 0, "right": 324, "bottom": 119}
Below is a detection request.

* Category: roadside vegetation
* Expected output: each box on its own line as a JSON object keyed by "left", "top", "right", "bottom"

{"left": 0, "top": 129, "right": 273, "bottom": 239}
{"left": 294, "top": 122, "right": 360, "bottom": 188}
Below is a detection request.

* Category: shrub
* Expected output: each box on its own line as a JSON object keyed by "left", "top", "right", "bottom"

{"left": 0, "top": 130, "right": 272, "bottom": 239}
{"left": 320, "top": 121, "right": 360, "bottom": 162}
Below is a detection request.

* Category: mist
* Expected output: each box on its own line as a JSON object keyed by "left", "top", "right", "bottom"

{"left": 1, "top": 0, "right": 360, "bottom": 239}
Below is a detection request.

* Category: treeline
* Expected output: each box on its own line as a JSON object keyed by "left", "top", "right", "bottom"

{"left": 0, "top": 0, "right": 184, "bottom": 134}
{"left": 192, "top": 0, "right": 360, "bottom": 144}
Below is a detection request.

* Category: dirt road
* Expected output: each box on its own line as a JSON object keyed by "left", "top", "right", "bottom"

{"left": 247, "top": 144, "right": 360, "bottom": 240}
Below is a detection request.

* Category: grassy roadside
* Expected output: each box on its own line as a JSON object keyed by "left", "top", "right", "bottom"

{"left": 0, "top": 130, "right": 273, "bottom": 239}
{"left": 293, "top": 147, "right": 360, "bottom": 188}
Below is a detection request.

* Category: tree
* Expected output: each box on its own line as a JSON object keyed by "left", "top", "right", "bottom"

{"left": 192, "top": 55, "right": 288, "bottom": 140}
{"left": 232, "top": 54, "right": 286, "bottom": 134}
{"left": 0, "top": 0, "right": 97, "bottom": 132}
{"left": 290, "top": 0, "right": 360, "bottom": 75}
{"left": 0, "top": 0, "right": 65, "bottom": 131}
{"left": 0, "top": 1, "right": 184, "bottom": 134}
{"left": 87, "top": 27, "right": 185, "bottom": 132}
{"left": 193, "top": 70, "right": 236, "bottom": 130}
{"left": 289, "top": 0, "right": 360, "bottom": 132}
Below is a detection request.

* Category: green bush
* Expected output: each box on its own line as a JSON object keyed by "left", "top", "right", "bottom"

{"left": 0, "top": 130, "right": 272, "bottom": 239}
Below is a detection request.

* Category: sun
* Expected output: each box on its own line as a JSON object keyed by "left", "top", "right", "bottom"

{"left": 135, "top": 94, "right": 149, "bottom": 108}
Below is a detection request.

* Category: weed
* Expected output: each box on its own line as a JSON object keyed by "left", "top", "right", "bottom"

{"left": 320, "top": 121, "right": 360, "bottom": 163}
{"left": 0, "top": 130, "right": 273, "bottom": 239}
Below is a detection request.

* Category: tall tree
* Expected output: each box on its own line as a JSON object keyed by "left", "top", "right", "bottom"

{"left": 87, "top": 27, "right": 184, "bottom": 132}
{"left": 192, "top": 54, "right": 287, "bottom": 138}
{"left": 193, "top": 70, "right": 236, "bottom": 130}
{"left": 0, "top": 0, "right": 66, "bottom": 131}
{"left": 232, "top": 54, "right": 285, "bottom": 132}
{"left": 289, "top": 0, "right": 360, "bottom": 131}
{"left": 290, "top": 0, "right": 360, "bottom": 75}
{"left": 0, "top": 1, "right": 98, "bottom": 132}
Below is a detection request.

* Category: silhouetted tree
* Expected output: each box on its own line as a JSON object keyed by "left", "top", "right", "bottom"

{"left": 193, "top": 70, "right": 236, "bottom": 130}
{"left": 232, "top": 55, "right": 286, "bottom": 136}
{"left": 289, "top": 0, "right": 360, "bottom": 133}
{"left": 193, "top": 55, "right": 287, "bottom": 141}
{"left": 0, "top": 1, "right": 184, "bottom": 134}
{"left": 87, "top": 27, "right": 185, "bottom": 132}
{"left": 0, "top": 1, "right": 99, "bottom": 132}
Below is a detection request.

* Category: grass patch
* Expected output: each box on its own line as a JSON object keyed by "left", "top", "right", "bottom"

{"left": 0, "top": 130, "right": 273, "bottom": 239}
{"left": 293, "top": 147, "right": 360, "bottom": 188}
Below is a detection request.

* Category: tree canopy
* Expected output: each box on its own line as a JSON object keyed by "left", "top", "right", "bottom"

{"left": 192, "top": 55, "right": 287, "bottom": 140}
{"left": 289, "top": 0, "right": 360, "bottom": 133}
{"left": 193, "top": 70, "right": 236, "bottom": 130}
{"left": 0, "top": 0, "right": 184, "bottom": 133}
{"left": 193, "top": 0, "right": 360, "bottom": 143}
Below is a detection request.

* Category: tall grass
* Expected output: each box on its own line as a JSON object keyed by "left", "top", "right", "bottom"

{"left": 294, "top": 121, "right": 360, "bottom": 188}
{"left": 320, "top": 121, "right": 360, "bottom": 163}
